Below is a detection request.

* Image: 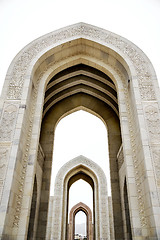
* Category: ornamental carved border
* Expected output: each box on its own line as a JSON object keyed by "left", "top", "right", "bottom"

{"left": 6, "top": 23, "right": 156, "bottom": 101}
{"left": 152, "top": 148, "right": 160, "bottom": 188}
{"left": 145, "top": 105, "right": 160, "bottom": 143}
{"left": 11, "top": 55, "right": 149, "bottom": 230}
{"left": 12, "top": 72, "right": 44, "bottom": 227}
{"left": 113, "top": 65, "right": 148, "bottom": 228}
{"left": 145, "top": 105, "right": 160, "bottom": 202}
{"left": 0, "top": 148, "right": 9, "bottom": 203}
{"left": 0, "top": 104, "right": 18, "bottom": 142}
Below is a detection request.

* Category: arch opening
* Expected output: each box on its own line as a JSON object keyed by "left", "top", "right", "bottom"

{"left": 67, "top": 173, "right": 94, "bottom": 239}
{"left": 37, "top": 56, "right": 123, "bottom": 239}
{"left": 74, "top": 210, "right": 88, "bottom": 239}
{"left": 68, "top": 179, "right": 93, "bottom": 215}
{"left": 50, "top": 109, "right": 111, "bottom": 196}
{"left": 75, "top": 210, "right": 87, "bottom": 239}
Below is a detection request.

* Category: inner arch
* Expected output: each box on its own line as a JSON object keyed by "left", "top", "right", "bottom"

{"left": 50, "top": 110, "right": 111, "bottom": 196}
{"left": 37, "top": 31, "right": 123, "bottom": 240}
{"left": 1, "top": 22, "right": 158, "bottom": 240}
{"left": 43, "top": 63, "right": 119, "bottom": 117}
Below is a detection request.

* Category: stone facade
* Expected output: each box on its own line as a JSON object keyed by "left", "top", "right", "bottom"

{"left": 0, "top": 23, "right": 160, "bottom": 239}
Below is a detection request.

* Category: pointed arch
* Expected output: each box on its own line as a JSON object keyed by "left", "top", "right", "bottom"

{"left": 0, "top": 23, "right": 160, "bottom": 240}
{"left": 68, "top": 202, "right": 93, "bottom": 240}
{"left": 49, "top": 156, "right": 109, "bottom": 240}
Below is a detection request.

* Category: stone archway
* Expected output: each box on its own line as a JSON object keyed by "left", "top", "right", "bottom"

{"left": 48, "top": 156, "right": 109, "bottom": 240}
{"left": 68, "top": 202, "right": 93, "bottom": 240}
{"left": 0, "top": 23, "right": 160, "bottom": 240}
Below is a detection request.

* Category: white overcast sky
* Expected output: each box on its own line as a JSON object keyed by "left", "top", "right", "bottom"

{"left": 1, "top": 0, "right": 160, "bottom": 225}
{"left": 0, "top": 0, "right": 160, "bottom": 93}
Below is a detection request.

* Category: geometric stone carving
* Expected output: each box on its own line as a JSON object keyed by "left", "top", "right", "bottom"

{"left": 145, "top": 105, "right": 160, "bottom": 143}
{"left": 0, "top": 148, "right": 9, "bottom": 202}
{"left": 6, "top": 23, "right": 156, "bottom": 102}
{"left": 139, "top": 83, "right": 156, "bottom": 101}
{"left": 0, "top": 104, "right": 17, "bottom": 141}
{"left": 152, "top": 148, "right": 160, "bottom": 187}
{"left": 51, "top": 156, "right": 110, "bottom": 240}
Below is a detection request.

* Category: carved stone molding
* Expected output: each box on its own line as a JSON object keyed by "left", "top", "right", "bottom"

{"left": 0, "top": 148, "right": 9, "bottom": 203}
{"left": 145, "top": 105, "right": 160, "bottom": 143}
{"left": 0, "top": 104, "right": 18, "bottom": 142}
{"left": 52, "top": 155, "right": 109, "bottom": 239}
{"left": 12, "top": 71, "right": 44, "bottom": 227}
{"left": 6, "top": 23, "right": 156, "bottom": 102}
{"left": 116, "top": 68, "right": 148, "bottom": 228}
{"left": 152, "top": 148, "right": 160, "bottom": 187}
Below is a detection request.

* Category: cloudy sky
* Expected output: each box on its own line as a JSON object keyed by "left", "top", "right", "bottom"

{"left": 1, "top": 0, "right": 160, "bottom": 227}
{"left": 1, "top": 0, "right": 160, "bottom": 93}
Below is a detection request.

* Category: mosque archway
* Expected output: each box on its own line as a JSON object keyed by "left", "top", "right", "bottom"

{"left": 68, "top": 202, "right": 93, "bottom": 240}
{"left": 0, "top": 23, "right": 160, "bottom": 240}
{"left": 47, "top": 155, "right": 109, "bottom": 239}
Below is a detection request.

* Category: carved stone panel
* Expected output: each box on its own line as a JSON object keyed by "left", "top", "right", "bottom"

{"left": 145, "top": 105, "right": 160, "bottom": 143}
{"left": 6, "top": 23, "right": 156, "bottom": 102}
{"left": 152, "top": 148, "right": 160, "bottom": 187}
{"left": 0, "top": 148, "right": 9, "bottom": 202}
{"left": 0, "top": 104, "right": 18, "bottom": 142}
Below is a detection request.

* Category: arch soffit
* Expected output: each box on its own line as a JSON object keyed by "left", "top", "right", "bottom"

{"left": 5, "top": 22, "right": 157, "bottom": 102}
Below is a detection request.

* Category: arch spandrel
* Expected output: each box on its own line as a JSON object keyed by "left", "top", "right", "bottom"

{"left": 50, "top": 155, "right": 110, "bottom": 240}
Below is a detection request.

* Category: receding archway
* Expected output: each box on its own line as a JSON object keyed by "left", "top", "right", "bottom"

{"left": 68, "top": 202, "right": 93, "bottom": 240}
{"left": 38, "top": 63, "right": 123, "bottom": 240}
{"left": 48, "top": 156, "right": 110, "bottom": 239}
{"left": 0, "top": 23, "right": 160, "bottom": 240}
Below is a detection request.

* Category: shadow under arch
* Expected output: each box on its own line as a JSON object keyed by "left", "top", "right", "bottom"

{"left": 49, "top": 155, "right": 109, "bottom": 240}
